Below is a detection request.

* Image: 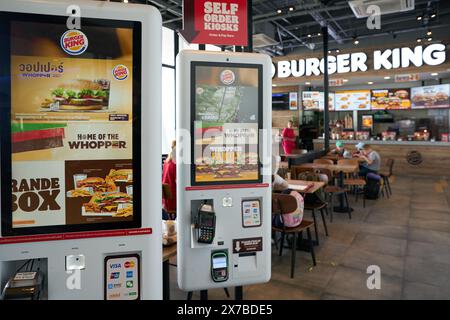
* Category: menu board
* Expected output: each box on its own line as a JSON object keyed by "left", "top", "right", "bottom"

{"left": 335, "top": 90, "right": 371, "bottom": 111}
{"left": 411, "top": 84, "right": 450, "bottom": 109}
{"left": 192, "top": 63, "right": 261, "bottom": 185}
{"left": 1, "top": 14, "right": 141, "bottom": 235}
{"left": 371, "top": 89, "right": 411, "bottom": 110}
{"left": 302, "top": 91, "right": 335, "bottom": 111}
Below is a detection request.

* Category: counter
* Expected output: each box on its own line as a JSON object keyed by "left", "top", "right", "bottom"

{"left": 314, "top": 139, "right": 450, "bottom": 177}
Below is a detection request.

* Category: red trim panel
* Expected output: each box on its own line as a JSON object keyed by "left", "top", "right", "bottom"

{"left": 0, "top": 228, "right": 152, "bottom": 245}
{"left": 186, "top": 183, "right": 270, "bottom": 191}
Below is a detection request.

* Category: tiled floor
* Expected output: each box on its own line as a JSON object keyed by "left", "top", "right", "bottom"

{"left": 167, "top": 176, "right": 450, "bottom": 300}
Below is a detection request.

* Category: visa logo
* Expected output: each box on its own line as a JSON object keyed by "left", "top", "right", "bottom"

{"left": 110, "top": 263, "right": 121, "bottom": 269}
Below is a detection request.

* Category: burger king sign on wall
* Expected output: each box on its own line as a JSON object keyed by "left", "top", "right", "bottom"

{"left": 60, "top": 30, "right": 89, "bottom": 55}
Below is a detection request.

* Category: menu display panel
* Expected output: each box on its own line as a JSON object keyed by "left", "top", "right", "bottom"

{"left": 0, "top": 13, "right": 142, "bottom": 236}
{"left": 335, "top": 90, "right": 370, "bottom": 111}
{"left": 371, "top": 89, "right": 411, "bottom": 110}
{"left": 411, "top": 84, "right": 450, "bottom": 109}
{"left": 191, "top": 62, "right": 262, "bottom": 185}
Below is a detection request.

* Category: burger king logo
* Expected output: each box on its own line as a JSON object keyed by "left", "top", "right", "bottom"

{"left": 112, "top": 64, "right": 129, "bottom": 81}
{"left": 220, "top": 69, "right": 235, "bottom": 85}
{"left": 60, "top": 30, "right": 88, "bottom": 56}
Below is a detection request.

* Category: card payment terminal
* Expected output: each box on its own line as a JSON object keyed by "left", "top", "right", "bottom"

{"left": 197, "top": 203, "right": 216, "bottom": 244}
{"left": 211, "top": 251, "right": 228, "bottom": 282}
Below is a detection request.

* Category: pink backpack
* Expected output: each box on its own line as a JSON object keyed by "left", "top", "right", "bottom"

{"left": 281, "top": 191, "right": 304, "bottom": 228}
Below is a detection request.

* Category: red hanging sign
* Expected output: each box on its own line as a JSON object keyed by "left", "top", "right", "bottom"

{"left": 180, "top": 0, "right": 248, "bottom": 46}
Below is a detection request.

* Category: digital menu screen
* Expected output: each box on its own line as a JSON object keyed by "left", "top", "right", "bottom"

{"left": 371, "top": 89, "right": 411, "bottom": 110}
{"left": 191, "top": 62, "right": 262, "bottom": 185}
{"left": 0, "top": 13, "right": 142, "bottom": 236}
{"left": 335, "top": 90, "right": 371, "bottom": 111}
{"left": 302, "top": 91, "right": 335, "bottom": 111}
{"left": 411, "top": 84, "right": 450, "bottom": 109}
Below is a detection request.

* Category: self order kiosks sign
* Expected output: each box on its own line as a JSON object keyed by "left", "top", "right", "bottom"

{"left": 176, "top": 51, "right": 272, "bottom": 291}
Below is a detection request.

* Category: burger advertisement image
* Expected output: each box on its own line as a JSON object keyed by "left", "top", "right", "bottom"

{"left": 371, "top": 88, "right": 411, "bottom": 110}
{"left": 411, "top": 84, "right": 450, "bottom": 109}
{"left": 193, "top": 64, "right": 261, "bottom": 184}
{"left": 5, "top": 18, "right": 140, "bottom": 232}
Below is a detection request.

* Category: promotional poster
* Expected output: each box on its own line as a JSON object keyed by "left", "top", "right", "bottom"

{"left": 302, "top": 91, "right": 335, "bottom": 111}
{"left": 9, "top": 20, "right": 136, "bottom": 229}
{"left": 193, "top": 65, "right": 260, "bottom": 184}
{"left": 411, "top": 84, "right": 450, "bottom": 109}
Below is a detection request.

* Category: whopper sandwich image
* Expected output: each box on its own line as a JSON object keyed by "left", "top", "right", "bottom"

{"left": 41, "top": 79, "right": 110, "bottom": 111}
{"left": 83, "top": 192, "right": 133, "bottom": 217}
{"left": 76, "top": 177, "right": 117, "bottom": 193}
{"left": 106, "top": 169, "right": 133, "bottom": 182}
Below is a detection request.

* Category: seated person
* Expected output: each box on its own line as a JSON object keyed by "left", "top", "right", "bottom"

{"left": 353, "top": 142, "right": 365, "bottom": 157}
{"left": 356, "top": 144, "right": 381, "bottom": 177}
{"left": 329, "top": 140, "right": 346, "bottom": 156}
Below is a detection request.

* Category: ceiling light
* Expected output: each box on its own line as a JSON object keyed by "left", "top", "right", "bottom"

{"left": 307, "top": 34, "right": 312, "bottom": 38}
{"left": 317, "top": 32, "right": 321, "bottom": 36}
{"left": 417, "top": 16, "right": 422, "bottom": 21}
{"left": 328, "top": 50, "right": 331, "bottom": 54}
{"left": 272, "top": 84, "right": 277, "bottom": 87}
{"left": 431, "top": 13, "right": 436, "bottom": 18}
{"left": 277, "top": 9, "right": 282, "bottom": 14}
{"left": 123, "top": 0, "right": 128, "bottom": 2}
{"left": 384, "top": 76, "right": 391, "bottom": 80}
{"left": 354, "top": 39, "right": 359, "bottom": 45}
{"left": 343, "top": 79, "right": 348, "bottom": 82}
{"left": 416, "top": 38, "right": 422, "bottom": 43}
{"left": 427, "top": 30, "right": 432, "bottom": 36}
{"left": 305, "top": 82, "right": 311, "bottom": 85}
{"left": 335, "top": 49, "right": 340, "bottom": 53}
{"left": 428, "top": 37, "right": 433, "bottom": 41}
{"left": 289, "top": 7, "right": 294, "bottom": 12}
{"left": 431, "top": 73, "right": 438, "bottom": 76}
{"left": 368, "top": 81, "right": 374, "bottom": 85}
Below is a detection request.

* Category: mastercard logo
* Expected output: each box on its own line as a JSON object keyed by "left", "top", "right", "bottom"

{"left": 60, "top": 30, "right": 88, "bottom": 56}
{"left": 124, "top": 261, "right": 135, "bottom": 268}
{"left": 220, "top": 69, "right": 235, "bottom": 85}
{"left": 113, "top": 64, "right": 129, "bottom": 81}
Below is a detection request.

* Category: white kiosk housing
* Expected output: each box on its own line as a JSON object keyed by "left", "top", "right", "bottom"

{"left": 0, "top": 0, "right": 162, "bottom": 300}
{"left": 176, "top": 50, "right": 272, "bottom": 291}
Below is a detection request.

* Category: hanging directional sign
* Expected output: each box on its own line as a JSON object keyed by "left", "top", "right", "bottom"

{"left": 180, "top": 0, "right": 248, "bottom": 46}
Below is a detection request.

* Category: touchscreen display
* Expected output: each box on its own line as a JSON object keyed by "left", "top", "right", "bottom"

{"left": 0, "top": 13, "right": 142, "bottom": 235}
{"left": 212, "top": 256, "right": 227, "bottom": 269}
{"left": 192, "top": 62, "right": 262, "bottom": 185}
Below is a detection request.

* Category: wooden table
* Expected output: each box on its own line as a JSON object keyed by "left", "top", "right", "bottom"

{"left": 163, "top": 244, "right": 177, "bottom": 300}
{"left": 292, "top": 162, "right": 359, "bottom": 212}
{"left": 286, "top": 179, "right": 325, "bottom": 194}
{"left": 322, "top": 155, "right": 365, "bottom": 164}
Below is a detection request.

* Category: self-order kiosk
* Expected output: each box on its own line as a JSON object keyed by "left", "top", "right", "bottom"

{"left": 176, "top": 51, "right": 272, "bottom": 291}
{"left": 0, "top": 0, "right": 162, "bottom": 300}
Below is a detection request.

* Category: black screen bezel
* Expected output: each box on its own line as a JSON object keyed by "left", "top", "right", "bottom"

{"left": 0, "top": 12, "right": 142, "bottom": 236}
{"left": 190, "top": 61, "right": 263, "bottom": 186}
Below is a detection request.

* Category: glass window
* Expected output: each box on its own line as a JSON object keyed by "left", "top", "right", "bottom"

{"left": 161, "top": 66, "right": 175, "bottom": 154}
{"left": 162, "top": 27, "right": 174, "bottom": 66}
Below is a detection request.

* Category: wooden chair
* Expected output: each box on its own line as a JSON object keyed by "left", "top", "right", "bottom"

{"left": 379, "top": 159, "right": 394, "bottom": 197}
{"left": 337, "top": 159, "right": 366, "bottom": 208}
{"left": 313, "top": 158, "right": 334, "bottom": 165}
{"left": 162, "top": 183, "right": 176, "bottom": 218}
{"left": 290, "top": 166, "right": 316, "bottom": 180}
{"left": 272, "top": 193, "right": 316, "bottom": 279}
{"left": 315, "top": 168, "right": 352, "bottom": 221}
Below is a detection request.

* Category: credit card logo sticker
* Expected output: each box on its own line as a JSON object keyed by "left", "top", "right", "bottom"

{"left": 126, "top": 271, "right": 133, "bottom": 278}
{"left": 124, "top": 261, "right": 135, "bottom": 268}
{"left": 126, "top": 280, "right": 134, "bottom": 288}
{"left": 110, "top": 272, "right": 120, "bottom": 279}
{"left": 60, "top": 30, "right": 88, "bottom": 56}
{"left": 113, "top": 64, "right": 129, "bottom": 81}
